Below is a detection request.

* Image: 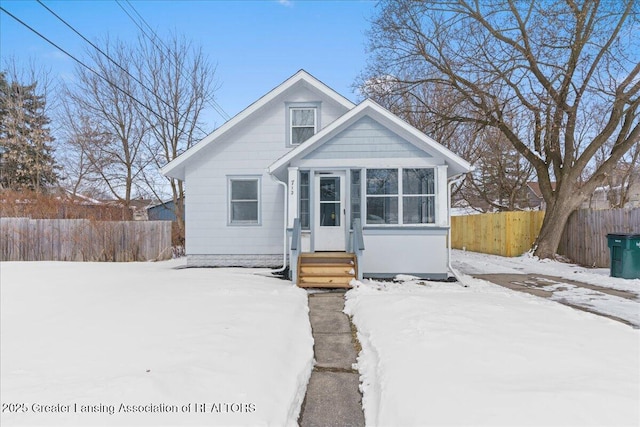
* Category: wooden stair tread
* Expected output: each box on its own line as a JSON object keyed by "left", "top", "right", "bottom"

{"left": 296, "top": 252, "right": 357, "bottom": 289}
{"left": 297, "top": 282, "right": 352, "bottom": 289}
{"left": 300, "top": 262, "right": 355, "bottom": 268}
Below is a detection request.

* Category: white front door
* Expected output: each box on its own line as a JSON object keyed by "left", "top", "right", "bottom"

{"left": 314, "top": 172, "right": 346, "bottom": 251}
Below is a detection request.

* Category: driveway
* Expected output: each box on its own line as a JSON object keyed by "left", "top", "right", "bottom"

{"left": 474, "top": 273, "right": 640, "bottom": 328}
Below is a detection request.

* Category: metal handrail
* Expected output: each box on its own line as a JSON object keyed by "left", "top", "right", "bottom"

{"left": 351, "top": 218, "right": 365, "bottom": 280}
{"left": 290, "top": 218, "right": 302, "bottom": 282}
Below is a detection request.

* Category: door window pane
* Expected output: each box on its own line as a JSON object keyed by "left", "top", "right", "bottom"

{"left": 319, "top": 176, "right": 340, "bottom": 227}
{"left": 320, "top": 177, "right": 340, "bottom": 201}
{"left": 320, "top": 203, "right": 340, "bottom": 226}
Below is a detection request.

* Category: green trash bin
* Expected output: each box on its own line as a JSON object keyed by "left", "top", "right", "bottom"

{"left": 606, "top": 233, "right": 640, "bottom": 279}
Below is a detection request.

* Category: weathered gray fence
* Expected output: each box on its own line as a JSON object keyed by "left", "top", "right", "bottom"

{"left": 558, "top": 208, "right": 640, "bottom": 268}
{"left": 0, "top": 218, "right": 172, "bottom": 262}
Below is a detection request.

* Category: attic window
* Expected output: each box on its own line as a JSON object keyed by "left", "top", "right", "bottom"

{"left": 290, "top": 107, "right": 316, "bottom": 145}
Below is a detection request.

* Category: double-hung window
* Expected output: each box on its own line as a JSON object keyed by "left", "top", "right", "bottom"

{"left": 365, "top": 168, "right": 436, "bottom": 225}
{"left": 402, "top": 169, "right": 435, "bottom": 224}
{"left": 229, "top": 177, "right": 260, "bottom": 225}
{"left": 290, "top": 107, "right": 316, "bottom": 145}
{"left": 366, "top": 169, "right": 399, "bottom": 224}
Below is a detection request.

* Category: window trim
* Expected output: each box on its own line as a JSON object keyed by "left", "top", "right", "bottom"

{"left": 227, "top": 175, "right": 261, "bottom": 226}
{"left": 285, "top": 102, "right": 321, "bottom": 147}
{"left": 364, "top": 167, "right": 437, "bottom": 227}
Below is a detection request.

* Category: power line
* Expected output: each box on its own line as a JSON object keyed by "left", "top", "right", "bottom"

{"left": 35, "top": 0, "right": 211, "bottom": 137}
{"left": 117, "top": 0, "right": 231, "bottom": 121}
{"left": 121, "top": 0, "right": 231, "bottom": 121}
{"left": 0, "top": 6, "right": 170, "bottom": 129}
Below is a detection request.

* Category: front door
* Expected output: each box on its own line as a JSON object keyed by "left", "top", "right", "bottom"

{"left": 314, "top": 172, "right": 346, "bottom": 251}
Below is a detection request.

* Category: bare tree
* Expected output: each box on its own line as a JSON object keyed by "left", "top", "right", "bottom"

{"left": 362, "top": 79, "right": 534, "bottom": 211}
{"left": 363, "top": 0, "right": 640, "bottom": 258}
{"left": 63, "top": 38, "right": 151, "bottom": 205}
{"left": 135, "top": 33, "right": 216, "bottom": 243}
{"left": 57, "top": 109, "right": 111, "bottom": 198}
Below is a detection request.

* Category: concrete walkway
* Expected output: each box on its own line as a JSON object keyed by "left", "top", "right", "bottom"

{"left": 299, "top": 291, "right": 365, "bottom": 427}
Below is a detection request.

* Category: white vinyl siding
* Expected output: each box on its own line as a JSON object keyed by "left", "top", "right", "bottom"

{"left": 228, "top": 177, "right": 260, "bottom": 225}
{"left": 365, "top": 168, "right": 436, "bottom": 226}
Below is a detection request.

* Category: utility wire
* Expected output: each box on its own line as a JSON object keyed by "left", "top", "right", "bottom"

{"left": 117, "top": 0, "right": 231, "bottom": 121}
{"left": 35, "top": 0, "right": 211, "bottom": 137}
{"left": 0, "top": 6, "right": 171, "bottom": 128}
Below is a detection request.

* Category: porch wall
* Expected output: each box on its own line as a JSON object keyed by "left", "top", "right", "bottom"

{"left": 360, "top": 228, "right": 449, "bottom": 280}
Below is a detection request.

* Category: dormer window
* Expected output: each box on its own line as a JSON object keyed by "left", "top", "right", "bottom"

{"left": 290, "top": 107, "right": 317, "bottom": 145}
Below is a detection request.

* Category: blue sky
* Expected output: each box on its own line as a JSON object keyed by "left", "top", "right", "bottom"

{"left": 0, "top": 0, "right": 376, "bottom": 129}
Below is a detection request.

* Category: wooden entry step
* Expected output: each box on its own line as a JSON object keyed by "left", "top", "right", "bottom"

{"left": 297, "top": 252, "right": 357, "bottom": 289}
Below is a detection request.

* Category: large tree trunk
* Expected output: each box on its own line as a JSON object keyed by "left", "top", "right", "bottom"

{"left": 533, "top": 189, "right": 584, "bottom": 259}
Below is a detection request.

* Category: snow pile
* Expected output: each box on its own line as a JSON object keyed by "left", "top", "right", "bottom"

{"left": 0, "top": 260, "right": 314, "bottom": 426}
{"left": 345, "top": 278, "right": 640, "bottom": 426}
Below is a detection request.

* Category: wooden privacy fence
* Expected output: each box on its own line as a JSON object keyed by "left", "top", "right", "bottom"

{"left": 558, "top": 208, "right": 640, "bottom": 268}
{"left": 451, "top": 211, "right": 545, "bottom": 257}
{"left": 0, "top": 218, "right": 172, "bottom": 262}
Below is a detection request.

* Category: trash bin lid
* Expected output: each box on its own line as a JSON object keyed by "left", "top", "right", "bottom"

{"left": 607, "top": 233, "right": 640, "bottom": 239}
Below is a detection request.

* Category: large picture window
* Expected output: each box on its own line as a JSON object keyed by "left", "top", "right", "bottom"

{"left": 365, "top": 168, "right": 435, "bottom": 225}
{"left": 229, "top": 177, "right": 260, "bottom": 225}
{"left": 290, "top": 107, "right": 316, "bottom": 145}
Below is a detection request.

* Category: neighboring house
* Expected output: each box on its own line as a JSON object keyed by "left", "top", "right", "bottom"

{"left": 101, "top": 198, "right": 154, "bottom": 220}
{"left": 162, "top": 70, "right": 473, "bottom": 284}
{"left": 525, "top": 181, "right": 556, "bottom": 210}
{"left": 581, "top": 181, "right": 640, "bottom": 209}
{"left": 527, "top": 179, "right": 640, "bottom": 211}
{"left": 147, "top": 199, "right": 185, "bottom": 222}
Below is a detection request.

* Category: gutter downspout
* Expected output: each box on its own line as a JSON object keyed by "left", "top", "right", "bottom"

{"left": 270, "top": 173, "right": 288, "bottom": 273}
{"left": 447, "top": 173, "right": 467, "bottom": 287}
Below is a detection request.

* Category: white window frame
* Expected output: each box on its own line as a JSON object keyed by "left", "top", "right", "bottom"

{"left": 286, "top": 102, "right": 321, "bottom": 147}
{"left": 290, "top": 107, "right": 317, "bottom": 145}
{"left": 228, "top": 176, "right": 261, "bottom": 226}
{"left": 402, "top": 168, "right": 436, "bottom": 225}
{"left": 364, "top": 167, "right": 437, "bottom": 226}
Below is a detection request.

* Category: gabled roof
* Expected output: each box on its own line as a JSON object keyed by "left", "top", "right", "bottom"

{"left": 268, "top": 99, "right": 473, "bottom": 177}
{"left": 161, "top": 70, "right": 355, "bottom": 180}
{"left": 526, "top": 181, "right": 556, "bottom": 199}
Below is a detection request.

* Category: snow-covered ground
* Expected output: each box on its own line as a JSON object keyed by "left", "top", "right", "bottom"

{"left": 452, "top": 248, "right": 640, "bottom": 293}
{"left": 3, "top": 255, "right": 639, "bottom": 427}
{"left": 0, "top": 260, "right": 313, "bottom": 426}
{"left": 452, "top": 249, "right": 640, "bottom": 327}
{"left": 345, "top": 277, "right": 640, "bottom": 426}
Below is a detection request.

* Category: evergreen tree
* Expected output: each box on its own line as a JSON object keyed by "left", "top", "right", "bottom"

{"left": 0, "top": 71, "right": 58, "bottom": 191}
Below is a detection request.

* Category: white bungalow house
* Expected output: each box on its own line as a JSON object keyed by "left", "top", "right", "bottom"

{"left": 162, "top": 70, "right": 473, "bottom": 286}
